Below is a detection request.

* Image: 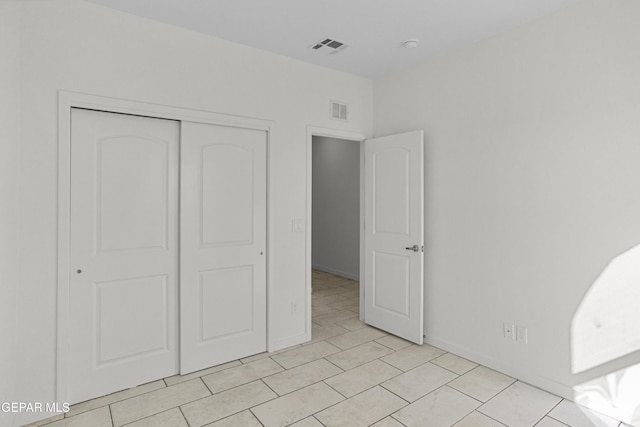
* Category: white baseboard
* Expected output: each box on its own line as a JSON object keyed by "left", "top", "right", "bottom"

{"left": 312, "top": 264, "right": 359, "bottom": 281}
{"left": 424, "top": 333, "right": 574, "bottom": 400}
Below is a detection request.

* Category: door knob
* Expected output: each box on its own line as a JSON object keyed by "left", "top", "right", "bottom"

{"left": 405, "top": 245, "right": 420, "bottom": 252}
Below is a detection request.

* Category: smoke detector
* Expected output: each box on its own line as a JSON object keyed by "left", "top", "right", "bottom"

{"left": 311, "top": 37, "right": 348, "bottom": 55}
{"left": 402, "top": 39, "right": 419, "bottom": 48}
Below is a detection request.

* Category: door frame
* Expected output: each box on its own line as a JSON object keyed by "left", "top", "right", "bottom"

{"left": 305, "top": 126, "right": 367, "bottom": 334}
{"left": 57, "top": 90, "right": 274, "bottom": 403}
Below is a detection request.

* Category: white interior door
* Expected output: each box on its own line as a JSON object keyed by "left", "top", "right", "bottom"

{"left": 68, "top": 108, "right": 179, "bottom": 404}
{"left": 180, "top": 121, "right": 267, "bottom": 374}
{"left": 364, "top": 130, "right": 424, "bottom": 344}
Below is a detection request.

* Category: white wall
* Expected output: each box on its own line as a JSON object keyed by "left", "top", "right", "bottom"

{"left": 6, "top": 1, "right": 372, "bottom": 425}
{"left": 312, "top": 136, "right": 360, "bottom": 280}
{"left": 0, "top": 2, "right": 21, "bottom": 427}
{"left": 374, "top": 0, "right": 640, "bottom": 400}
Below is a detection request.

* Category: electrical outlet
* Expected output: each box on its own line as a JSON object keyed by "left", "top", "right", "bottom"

{"left": 503, "top": 322, "right": 515, "bottom": 339}
{"left": 516, "top": 325, "right": 528, "bottom": 343}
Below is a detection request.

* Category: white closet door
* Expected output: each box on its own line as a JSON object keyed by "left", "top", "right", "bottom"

{"left": 364, "top": 130, "right": 424, "bottom": 344}
{"left": 68, "top": 108, "right": 179, "bottom": 404}
{"left": 180, "top": 121, "right": 267, "bottom": 374}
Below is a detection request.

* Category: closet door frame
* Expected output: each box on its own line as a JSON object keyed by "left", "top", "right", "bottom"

{"left": 56, "top": 90, "right": 274, "bottom": 403}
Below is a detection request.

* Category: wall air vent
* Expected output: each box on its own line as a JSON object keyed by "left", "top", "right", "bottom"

{"left": 331, "top": 101, "right": 348, "bottom": 121}
{"left": 311, "top": 37, "right": 348, "bottom": 55}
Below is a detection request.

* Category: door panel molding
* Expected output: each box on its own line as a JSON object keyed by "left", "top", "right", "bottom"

{"left": 57, "top": 90, "right": 273, "bottom": 403}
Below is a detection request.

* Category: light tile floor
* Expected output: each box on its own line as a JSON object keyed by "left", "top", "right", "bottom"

{"left": 28, "top": 270, "right": 627, "bottom": 427}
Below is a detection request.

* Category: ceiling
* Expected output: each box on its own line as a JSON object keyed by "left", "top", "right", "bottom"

{"left": 85, "top": 0, "right": 581, "bottom": 79}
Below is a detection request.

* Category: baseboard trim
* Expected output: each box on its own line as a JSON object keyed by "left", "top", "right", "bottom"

{"left": 424, "top": 333, "right": 574, "bottom": 400}
{"left": 312, "top": 264, "right": 359, "bottom": 281}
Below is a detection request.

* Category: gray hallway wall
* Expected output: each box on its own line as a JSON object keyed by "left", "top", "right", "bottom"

{"left": 312, "top": 136, "right": 360, "bottom": 280}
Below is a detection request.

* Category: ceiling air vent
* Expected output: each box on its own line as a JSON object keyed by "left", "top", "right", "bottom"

{"left": 331, "top": 101, "right": 348, "bottom": 121}
{"left": 311, "top": 37, "right": 348, "bottom": 55}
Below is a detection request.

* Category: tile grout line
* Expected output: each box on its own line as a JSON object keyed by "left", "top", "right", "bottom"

{"left": 476, "top": 410, "right": 509, "bottom": 426}
{"left": 268, "top": 355, "right": 287, "bottom": 371}
{"left": 445, "top": 377, "right": 509, "bottom": 407}
{"left": 108, "top": 405, "right": 114, "bottom": 427}
{"left": 258, "top": 378, "right": 280, "bottom": 398}
{"left": 536, "top": 414, "right": 571, "bottom": 426}
{"left": 247, "top": 407, "right": 266, "bottom": 426}
{"left": 383, "top": 383, "right": 480, "bottom": 427}
{"left": 543, "top": 404, "right": 574, "bottom": 427}
{"left": 428, "top": 354, "right": 478, "bottom": 377}
{"left": 167, "top": 360, "right": 243, "bottom": 383}
{"left": 195, "top": 376, "right": 214, "bottom": 397}
{"left": 312, "top": 378, "right": 411, "bottom": 424}
{"left": 544, "top": 397, "right": 564, "bottom": 416}
{"left": 311, "top": 415, "right": 327, "bottom": 427}
{"left": 63, "top": 380, "right": 169, "bottom": 419}
{"left": 443, "top": 364, "right": 517, "bottom": 403}
{"left": 118, "top": 408, "right": 180, "bottom": 427}
{"left": 177, "top": 405, "right": 191, "bottom": 427}
{"left": 320, "top": 356, "right": 347, "bottom": 375}
{"left": 391, "top": 414, "right": 410, "bottom": 427}
{"left": 376, "top": 382, "right": 412, "bottom": 405}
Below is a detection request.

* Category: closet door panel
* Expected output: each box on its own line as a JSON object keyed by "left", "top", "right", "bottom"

{"left": 180, "top": 121, "right": 267, "bottom": 374}
{"left": 68, "top": 108, "right": 179, "bottom": 404}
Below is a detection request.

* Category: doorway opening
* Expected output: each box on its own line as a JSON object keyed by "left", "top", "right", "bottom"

{"left": 311, "top": 135, "right": 362, "bottom": 331}
{"left": 305, "top": 127, "right": 424, "bottom": 345}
